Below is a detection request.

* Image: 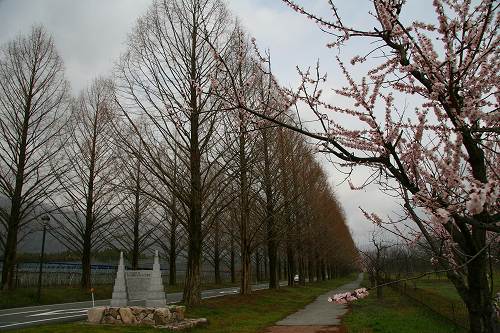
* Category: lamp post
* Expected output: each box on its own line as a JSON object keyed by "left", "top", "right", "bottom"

{"left": 36, "top": 215, "right": 50, "bottom": 303}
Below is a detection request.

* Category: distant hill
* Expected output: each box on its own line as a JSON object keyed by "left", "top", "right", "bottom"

{"left": 0, "top": 195, "right": 65, "bottom": 255}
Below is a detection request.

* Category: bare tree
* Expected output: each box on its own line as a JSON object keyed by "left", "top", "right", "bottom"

{"left": 49, "top": 77, "right": 119, "bottom": 289}
{"left": 361, "top": 230, "right": 395, "bottom": 298}
{"left": 0, "top": 26, "right": 69, "bottom": 290}
{"left": 115, "top": 0, "right": 235, "bottom": 305}
{"left": 109, "top": 143, "right": 162, "bottom": 269}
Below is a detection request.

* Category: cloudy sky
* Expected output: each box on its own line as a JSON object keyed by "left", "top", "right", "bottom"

{"left": 0, "top": 0, "right": 430, "bottom": 246}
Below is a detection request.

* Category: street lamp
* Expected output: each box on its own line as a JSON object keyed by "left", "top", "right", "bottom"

{"left": 36, "top": 215, "right": 50, "bottom": 303}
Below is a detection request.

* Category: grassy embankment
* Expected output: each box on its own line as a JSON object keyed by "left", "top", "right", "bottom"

{"left": 11, "top": 274, "right": 356, "bottom": 333}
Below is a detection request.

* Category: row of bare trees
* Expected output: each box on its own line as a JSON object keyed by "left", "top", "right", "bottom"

{"left": 0, "top": 0, "right": 358, "bottom": 305}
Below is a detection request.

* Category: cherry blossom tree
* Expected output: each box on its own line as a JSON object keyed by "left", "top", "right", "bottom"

{"left": 214, "top": 0, "right": 498, "bottom": 331}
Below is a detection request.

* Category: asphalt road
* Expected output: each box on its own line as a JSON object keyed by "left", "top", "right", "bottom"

{"left": 0, "top": 282, "right": 286, "bottom": 331}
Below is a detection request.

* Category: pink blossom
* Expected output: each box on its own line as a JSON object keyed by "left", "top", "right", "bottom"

{"left": 330, "top": 288, "right": 370, "bottom": 304}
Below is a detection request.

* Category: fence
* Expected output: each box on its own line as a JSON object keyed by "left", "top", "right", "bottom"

{"left": 10, "top": 262, "right": 240, "bottom": 288}
{"left": 388, "top": 279, "right": 469, "bottom": 330}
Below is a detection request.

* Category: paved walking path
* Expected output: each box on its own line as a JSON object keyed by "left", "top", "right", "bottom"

{"left": 265, "top": 273, "right": 363, "bottom": 333}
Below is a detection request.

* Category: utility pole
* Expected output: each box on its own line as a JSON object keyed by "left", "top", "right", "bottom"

{"left": 37, "top": 215, "right": 50, "bottom": 303}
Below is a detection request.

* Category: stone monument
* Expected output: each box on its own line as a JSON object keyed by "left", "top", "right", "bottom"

{"left": 146, "top": 250, "right": 167, "bottom": 307}
{"left": 90, "top": 251, "right": 208, "bottom": 330}
{"left": 110, "top": 252, "right": 127, "bottom": 307}
{"left": 110, "top": 250, "right": 166, "bottom": 307}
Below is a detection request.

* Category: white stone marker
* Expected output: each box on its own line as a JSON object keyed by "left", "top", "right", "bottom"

{"left": 110, "top": 251, "right": 128, "bottom": 307}
{"left": 145, "top": 250, "right": 167, "bottom": 307}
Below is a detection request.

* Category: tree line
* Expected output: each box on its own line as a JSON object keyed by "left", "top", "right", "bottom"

{"left": 0, "top": 0, "right": 358, "bottom": 306}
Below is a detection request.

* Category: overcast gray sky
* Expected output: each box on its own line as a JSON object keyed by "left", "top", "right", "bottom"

{"left": 0, "top": 0, "right": 428, "bottom": 246}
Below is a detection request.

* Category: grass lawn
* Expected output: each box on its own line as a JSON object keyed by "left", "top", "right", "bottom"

{"left": 11, "top": 274, "right": 356, "bottom": 333}
{"left": 342, "top": 286, "right": 465, "bottom": 333}
{"left": 0, "top": 282, "right": 240, "bottom": 310}
{"left": 411, "top": 279, "right": 462, "bottom": 301}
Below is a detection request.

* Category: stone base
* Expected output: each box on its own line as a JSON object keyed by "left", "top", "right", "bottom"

{"left": 157, "top": 318, "right": 208, "bottom": 331}
{"left": 88, "top": 305, "right": 189, "bottom": 327}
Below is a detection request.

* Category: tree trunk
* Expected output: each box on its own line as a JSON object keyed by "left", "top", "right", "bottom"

{"left": 278, "top": 129, "right": 294, "bottom": 287}
{"left": 238, "top": 109, "right": 252, "bottom": 295}
{"left": 262, "top": 129, "right": 278, "bottom": 289}
{"left": 81, "top": 231, "right": 92, "bottom": 289}
{"left": 307, "top": 256, "right": 313, "bottom": 282}
{"left": 287, "top": 245, "right": 295, "bottom": 286}
{"left": 277, "top": 258, "right": 282, "bottom": 281}
{"left": 298, "top": 256, "right": 306, "bottom": 286}
{"left": 230, "top": 233, "right": 236, "bottom": 283}
{"left": 183, "top": 140, "right": 202, "bottom": 305}
{"left": 1, "top": 220, "right": 19, "bottom": 290}
{"left": 214, "top": 219, "right": 221, "bottom": 285}
{"left": 183, "top": 13, "right": 202, "bottom": 305}
{"left": 448, "top": 228, "right": 496, "bottom": 333}
{"left": 264, "top": 248, "right": 268, "bottom": 281}
{"left": 315, "top": 254, "right": 321, "bottom": 282}
{"left": 1, "top": 99, "right": 31, "bottom": 290}
{"left": 169, "top": 251, "right": 176, "bottom": 286}
{"left": 131, "top": 161, "right": 141, "bottom": 270}
{"left": 255, "top": 249, "right": 261, "bottom": 282}
{"left": 240, "top": 245, "right": 251, "bottom": 294}
{"left": 169, "top": 218, "right": 177, "bottom": 286}
{"left": 183, "top": 237, "right": 201, "bottom": 305}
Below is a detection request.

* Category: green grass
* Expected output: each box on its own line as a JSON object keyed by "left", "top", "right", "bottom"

{"left": 411, "top": 279, "right": 463, "bottom": 301}
{"left": 342, "top": 286, "right": 465, "bottom": 333}
{"left": 11, "top": 275, "right": 356, "bottom": 333}
{"left": 413, "top": 271, "right": 500, "bottom": 300}
{"left": 0, "top": 282, "right": 240, "bottom": 310}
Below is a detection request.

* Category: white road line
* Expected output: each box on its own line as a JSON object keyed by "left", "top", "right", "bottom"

{"left": 0, "top": 309, "right": 50, "bottom": 317}
{"left": 0, "top": 299, "right": 109, "bottom": 311}
{"left": 0, "top": 314, "right": 87, "bottom": 329}
{"left": 203, "top": 294, "right": 227, "bottom": 299}
{"left": 28, "top": 309, "right": 89, "bottom": 317}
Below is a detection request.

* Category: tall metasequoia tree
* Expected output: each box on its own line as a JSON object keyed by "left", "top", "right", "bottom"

{"left": 110, "top": 137, "right": 161, "bottom": 270}
{"left": 217, "top": 27, "right": 273, "bottom": 294}
{"left": 49, "top": 77, "right": 118, "bottom": 289}
{"left": 0, "top": 26, "right": 68, "bottom": 290}
{"left": 277, "top": 128, "right": 297, "bottom": 286}
{"left": 115, "top": 0, "right": 234, "bottom": 305}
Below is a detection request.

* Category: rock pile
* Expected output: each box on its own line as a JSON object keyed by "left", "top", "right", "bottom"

{"left": 87, "top": 305, "right": 207, "bottom": 330}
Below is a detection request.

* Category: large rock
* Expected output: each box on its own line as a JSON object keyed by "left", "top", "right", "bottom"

{"left": 130, "top": 306, "right": 142, "bottom": 316}
{"left": 119, "top": 307, "right": 135, "bottom": 324}
{"left": 87, "top": 307, "right": 105, "bottom": 323}
{"left": 173, "top": 306, "right": 186, "bottom": 321}
{"left": 106, "top": 307, "right": 119, "bottom": 318}
{"left": 153, "top": 308, "right": 172, "bottom": 325}
{"left": 141, "top": 316, "right": 155, "bottom": 326}
{"left": 102, "top": 314, "right": 121, "bottom": 325}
